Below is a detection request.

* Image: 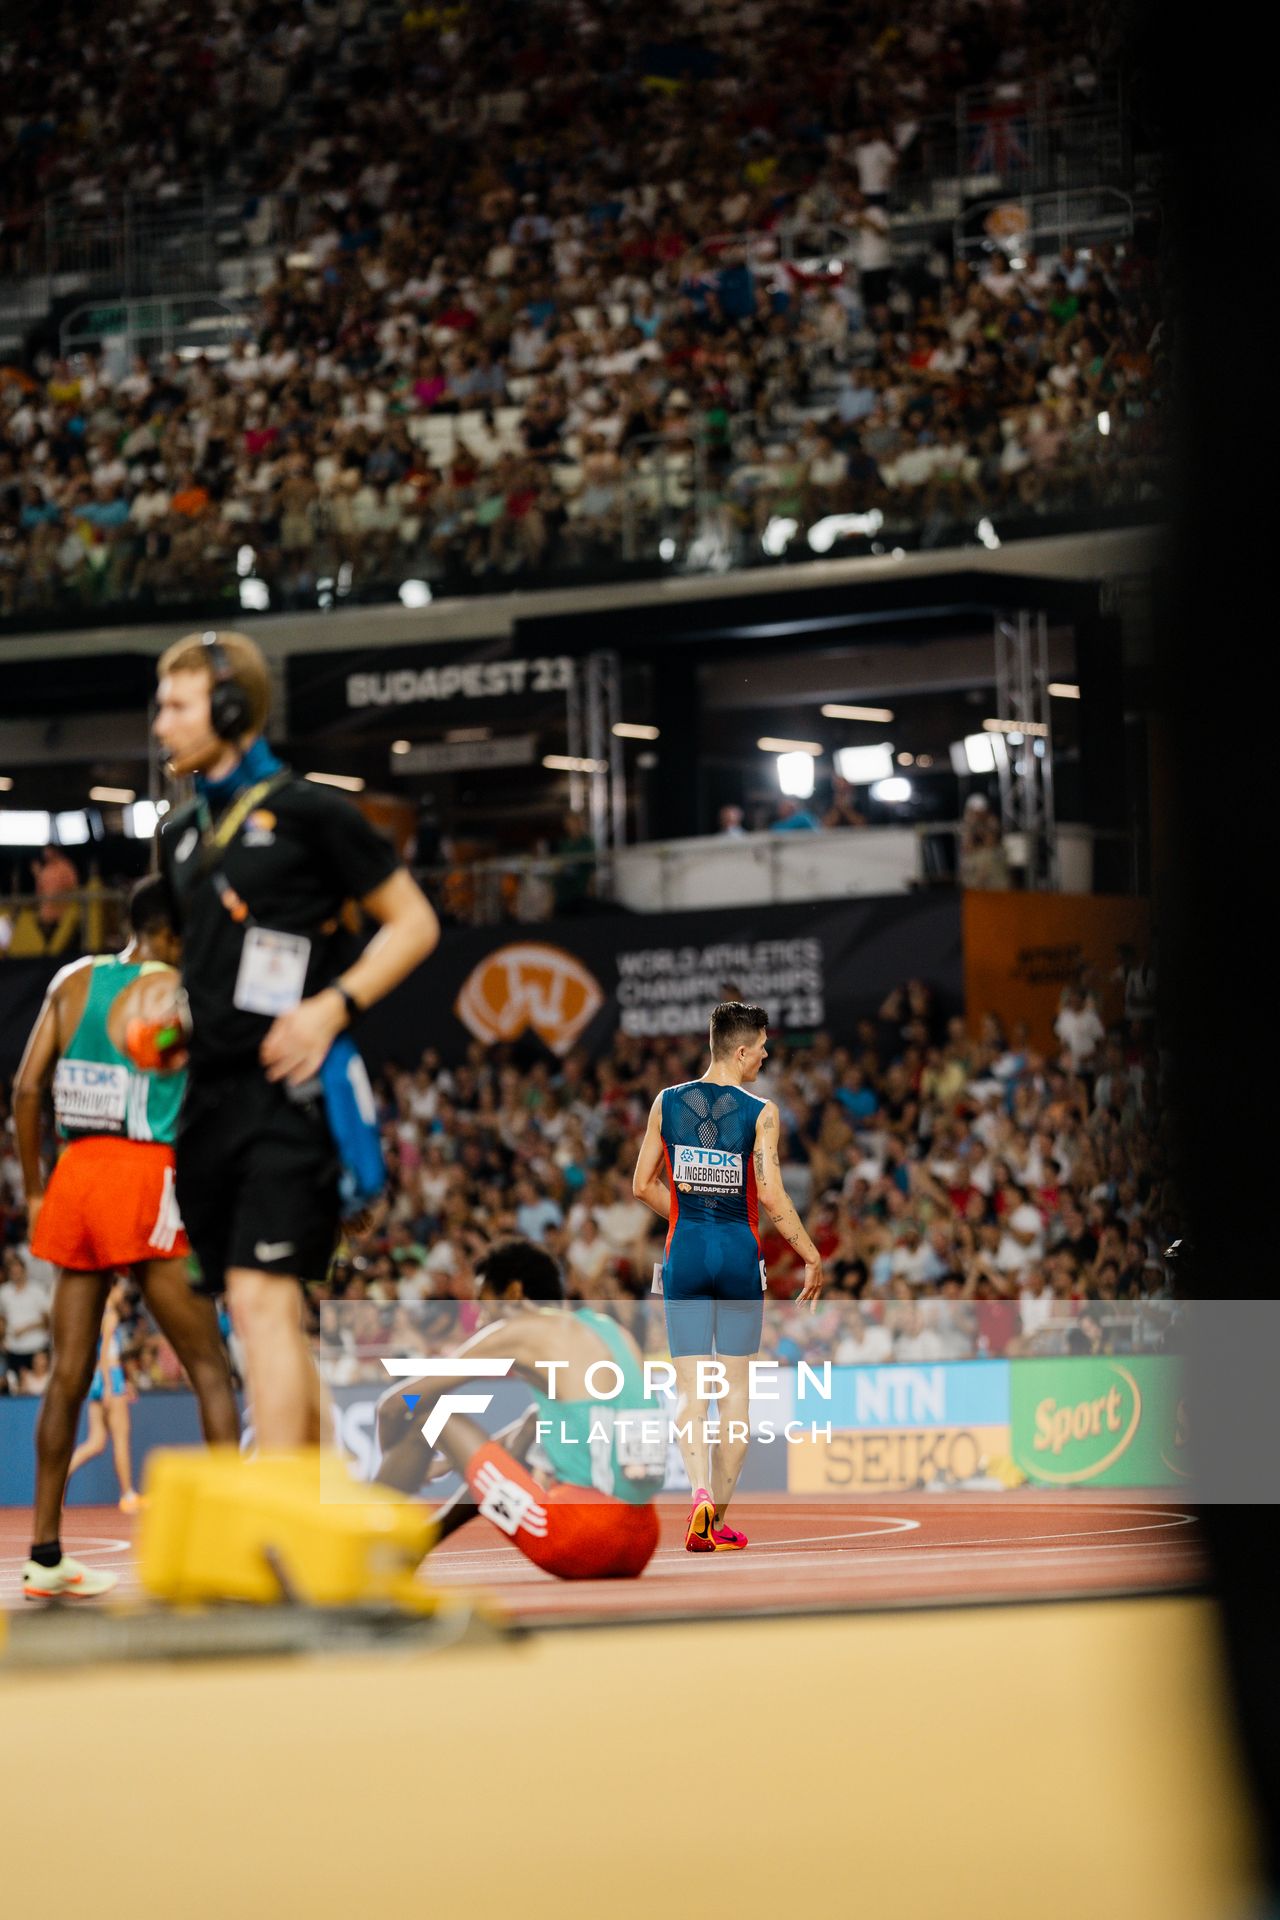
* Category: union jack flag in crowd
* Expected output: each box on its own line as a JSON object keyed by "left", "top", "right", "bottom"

{"left": 968, "top": 103, "right": 1030, "bottom": 175}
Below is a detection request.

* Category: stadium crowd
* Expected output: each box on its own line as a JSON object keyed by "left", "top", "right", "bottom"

{"left": 0, "top": 972, "right": 1172, "bottom": 1395}
{"left": 0, "top": 0, "right": 1161, "bottom": 616}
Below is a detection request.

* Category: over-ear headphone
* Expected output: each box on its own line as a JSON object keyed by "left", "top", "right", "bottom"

{"left": 202, "top": 632, "right": 252, "bottom": 741}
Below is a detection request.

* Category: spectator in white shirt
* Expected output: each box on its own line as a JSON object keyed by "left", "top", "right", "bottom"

{"left": 1055, "top": 989, "right": 1105, "bottom": 1070}
{"left": 834, "top": 1305, "right": 894, "bottom": 1365}
{"left": 1, "top": 1249, "right": 52, "bottom": 1383}
{"left": 893, "top": 1301, "right": 946, "bottom": 1362}
{"left": 565, "top": 1215, "right": 613, "bottom": 1296}
{"left": 852, "top": 126, "right": 898, "bottom": 203}
{"left": 996, "top": 1183, "right": 1046, "bottom": 1274}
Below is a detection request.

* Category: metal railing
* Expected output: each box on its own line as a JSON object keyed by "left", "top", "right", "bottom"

{"left": 956, "top": 187, "right": 1137, "bottom": 261}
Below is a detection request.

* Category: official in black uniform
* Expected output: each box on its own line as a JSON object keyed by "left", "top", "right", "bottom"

{"left": 154, "top": 629, "right": 439, "bottom": 1446}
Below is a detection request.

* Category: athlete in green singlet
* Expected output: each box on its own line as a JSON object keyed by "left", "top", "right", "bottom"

{"left": 12, "top": 876, "right": 239, "bottom": 1601}
{"left": 374, "top": 1239, "right": 664, "bottom": 1581}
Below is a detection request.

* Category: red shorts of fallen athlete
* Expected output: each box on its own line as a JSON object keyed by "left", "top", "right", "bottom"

{"left": 31, "top": 1137, "right": 189, "bottom": 1272}
{"left": 463, "top": 1440, "right": 659, "bottom": 1580}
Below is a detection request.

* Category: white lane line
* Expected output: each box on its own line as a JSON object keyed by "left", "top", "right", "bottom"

{"left": 428, "top": 1535, "right": 1202, "bottom": 1585}
{"left": 898, "top": 1510, "right": 1197, "bottom": 1553}
{"left": 432, "top": 1516, "right": 923, "bottom": 1568}
{"left": 0, "top": 1536, "right": 131, "bottom": 1574}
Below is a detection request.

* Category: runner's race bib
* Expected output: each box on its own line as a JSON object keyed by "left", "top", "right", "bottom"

{"left": 672, "top": 1144, "right": 743, "bottom": 1191}
{"left": 612, "top": 1411, "right": 669, "bottom": 1479}
{"left": 233, "top": 927, "right": 312, "bottom": 1016}
{"left": 53, "top": 1059, "right": 129, "bottom": 1130}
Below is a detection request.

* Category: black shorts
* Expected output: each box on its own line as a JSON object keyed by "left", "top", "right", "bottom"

{"left": 176, "top": 1067, "right": 340, "bottom": 1296}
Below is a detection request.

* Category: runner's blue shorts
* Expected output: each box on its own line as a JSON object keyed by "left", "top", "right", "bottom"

{"left": 662, "top": 1222, "right": 765, "bottom": 1357}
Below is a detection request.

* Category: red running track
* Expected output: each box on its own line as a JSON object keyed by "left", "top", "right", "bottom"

{"left": 0, "top": 1493, "right": 1205, "bottom": 1626}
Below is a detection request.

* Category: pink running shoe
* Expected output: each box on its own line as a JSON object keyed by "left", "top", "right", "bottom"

{"left": 711, "top": 1522, "right": 748, "bottom": 1551}
{"left": 685, "top": 1487, "right": 716, "bottom": 1552}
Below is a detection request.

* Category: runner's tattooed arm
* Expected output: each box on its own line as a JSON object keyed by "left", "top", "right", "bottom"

{"left": 754, "top": 1103, "right": 824, "bottom": 1302}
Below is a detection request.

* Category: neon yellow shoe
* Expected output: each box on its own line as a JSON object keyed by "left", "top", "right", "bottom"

{"left": 22, "top": 1555, "right": 118, "bottom": 1600}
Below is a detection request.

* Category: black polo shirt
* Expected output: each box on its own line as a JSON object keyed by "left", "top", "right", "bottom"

{"left": 158, "top": 770, "right": 400, "bottom": 1072}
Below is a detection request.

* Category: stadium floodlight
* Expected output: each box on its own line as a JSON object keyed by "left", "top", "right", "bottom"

{"left": 543, "top": 755, "right": 607, "bottom": 773}
{"left": 870, "top": 777, "right": 912, "bottom": 805}
{"left": 0, "top": 776, "right": 12, "bottom": 792}
{"left": 821, "top": 703, "right": 895, "bottom": 723}
{"left": 761, "top": 516, "right": 799, "bottom": 558}
{"left": 1048, "top": 682, "right": 1081, "bottom": 699}
{"left": 391, "top": 740, "right": 412, "bottom": 756}
{"left": 833, "top": 742, "right": 895, "bottom": 785}
{"left": 89, "top": 785, "right": 136, "bottom": 804}
{"left": 982, "top": 717, "right": 1048, "bottom": 737}
{"left": 306, "top": 772, "right": 365, "bottom": 792}
{"left": 612, "top": 723, "right": 660, "bottom": 741}
{"left": 54, "top": 811, "right": 91, "bottom": 845}
{"left": 239, "top": 578, "right": 270, "bottom": 611}
{"left": 0, "top": 811, "right": 52, "bottom": 846}
{"left": 398, "top": 579, "right": 432, "bottom": 608}
{"left": 757, "top": 737, "right": 821, "bottom": 755}
{"left": 777, "top": 752, "right": 816, "bottom": 799}
{"left": 126, "top": 801, "right": 161, "bottom": 839}
{"left": 807, "top": 509, "right": 883, "bottom": 554}
{"left": 962, "top": 733, "right": 997, "bottom": 774}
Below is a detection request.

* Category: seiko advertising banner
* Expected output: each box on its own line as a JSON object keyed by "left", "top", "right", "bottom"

{"left": 286, "top": 644, "right": 575, "bottom": 733}
{"left": 358, "top": 892, "right": 964, "bottom": 1067}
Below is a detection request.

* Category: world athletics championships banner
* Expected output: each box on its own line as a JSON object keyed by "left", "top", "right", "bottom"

{"left": 357, "top": 892, "right": 963, "bottom": 1067}
{"left": 0, "top": 895, "right": 960, "bottom": 1073}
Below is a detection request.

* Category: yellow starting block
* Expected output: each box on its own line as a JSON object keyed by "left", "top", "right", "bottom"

{"left": 138, "top": 1448, "right": 439, "bottom": 1612}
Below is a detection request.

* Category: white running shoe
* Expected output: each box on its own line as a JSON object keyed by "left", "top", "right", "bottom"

{"left": 22, "top": 1555, "right": 118, "bottom": 1600}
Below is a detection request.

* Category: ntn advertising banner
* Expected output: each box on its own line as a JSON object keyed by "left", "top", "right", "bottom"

{"left": 1010, "top": 1355, "right": 1186, "bottom": 1488}
{"left": 814, "top": 1360, "right": 1011, "bottom": 1429}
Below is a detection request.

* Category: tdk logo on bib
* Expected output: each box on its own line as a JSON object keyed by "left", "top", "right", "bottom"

{"left": 673, "top": 1144, "right": 743, "bottom": 1191}
{"left": 53, "top": 1059, "right": 129, "bottom": 1124}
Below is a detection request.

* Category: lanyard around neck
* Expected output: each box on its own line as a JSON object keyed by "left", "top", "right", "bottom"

{"left": 194, "top": 770, "right": 290, "bottom": 928}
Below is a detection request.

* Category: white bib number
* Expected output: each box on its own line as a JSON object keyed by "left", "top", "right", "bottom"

{"left": 613, "top": 1413, "right": 668, "bottom": 1478}
{"left": 53, "top": 1059, "right": 129, "bottom": 1127}
{"left": 233, "top": 927, "right": 312, "bottom": 1017}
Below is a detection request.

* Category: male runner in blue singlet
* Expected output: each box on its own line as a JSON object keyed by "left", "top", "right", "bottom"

{"left": 632, "top": 1001, "right": 823, "bottom": 1552}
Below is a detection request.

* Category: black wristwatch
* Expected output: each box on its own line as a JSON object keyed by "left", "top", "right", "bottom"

{"left": 331, "top": 981, "right": 362, "bottom": 1027}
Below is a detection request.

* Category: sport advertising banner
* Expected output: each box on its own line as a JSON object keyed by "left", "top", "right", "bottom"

{"left": 1009, "top": 1355, "right": 1187, "bottom": 1488}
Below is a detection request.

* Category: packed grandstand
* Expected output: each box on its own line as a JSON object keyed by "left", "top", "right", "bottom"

{"left": 0, "top": 0, "right": 1161, "bottom": 615}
